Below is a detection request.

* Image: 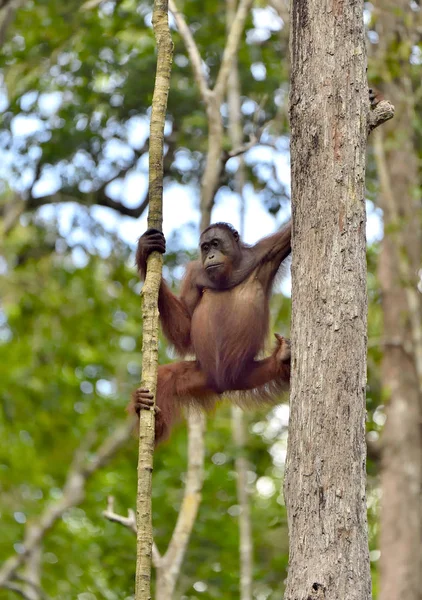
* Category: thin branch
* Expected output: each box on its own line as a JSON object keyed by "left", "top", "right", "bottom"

{"left": 12, "top": 575, "right": 49, "bottom": 600}
{"left": 25, "top": 149, "right": 150, "bottom": 220}
{"left": 161, "top": 412, "right": 205, "bottom": 588}
{"left": 231, "top": 410, "right": 253, "bottom": 600}
{"left": 102, "top": 414, "right": 205, "bottom": 598}
{"left": 103, "top": 496, "right": 137, "bottom": 534}
{"left": 3, "top": 142, "right": 157, "bottom": 234}
{"left": 152, "top": 542, "right": 162, "bottom": 567}
{"left": 90, "top": 192, "right": 149, "bottom": 219}
{"left": 2, "top": 159, "right": 149, "bottom": 232}
{"left": 169, "top": 0, "right": 254, "bottom": 106}
{"left": 222, "top": 104, "right": 274, "bottom": 165}
{"left": 20, "top": 540, "right": 42, "bottom": 600}
{"left": 102, "top": 497, "right": 163, "bottom": 567}
{"left": 214, "top": 0, "right": 255, "bottom": 101}
{"left": 24, "top": 189, "right": 149, "bottom": 219}
{"left": 0, "top": 420, "right": 134, "bottom": 589}
{"left": 169, "top": 0, "right": 210, "bottom": 102}
{"left": 200, "top": 95, "right": 224, "bottom": 230}
{"left": 223, "top": 131, "right": 263, "bottom": 163}
{"left": 3, "top": 582, "right": 29, "bottom": 599}
{"left": 1, "top": 194, "right": 26, "bottom": 236}
{"left": 169, "top": 0, "right": 254, "bottom": 228}
{"left": 0, "top": 0, "right": 24, "bottom": 46}
{"left": 226, "top": 5, "right": 252, "bottom": 593}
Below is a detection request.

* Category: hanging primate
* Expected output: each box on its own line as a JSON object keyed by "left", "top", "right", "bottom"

{"left": 129, "top": 221, "right": 292, "bottom": 442}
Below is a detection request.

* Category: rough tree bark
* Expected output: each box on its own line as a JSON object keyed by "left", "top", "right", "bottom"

{"left": 284, "top": 1, "right": 372, "bottom": 599}
{"left": 135, "top": 2, "right": 173, "bottom": 599}
{"left": 372, "top": 3, "right": 422, "bottom": 598}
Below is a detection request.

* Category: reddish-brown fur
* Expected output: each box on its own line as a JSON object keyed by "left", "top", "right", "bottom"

{"left": 129, "top": 222, "right": 291, "bottom": 442}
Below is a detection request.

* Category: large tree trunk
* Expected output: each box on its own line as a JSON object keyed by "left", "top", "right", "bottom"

{"left": 372, "top": 3, "right": 422, "bottom": 598}
{"left": 284, "top": 1, "right": 372, "bottom": 598}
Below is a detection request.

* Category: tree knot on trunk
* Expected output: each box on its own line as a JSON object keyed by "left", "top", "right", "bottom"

{"left": 307, "top": 582, "right": 326, "bottom": 600}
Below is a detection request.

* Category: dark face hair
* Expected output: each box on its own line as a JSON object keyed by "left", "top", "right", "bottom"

{"left": 201, "top": 222, "right": 240, "bottom": 241}
{"left": 199, "top": 224, "right": 241, "bottom": 283}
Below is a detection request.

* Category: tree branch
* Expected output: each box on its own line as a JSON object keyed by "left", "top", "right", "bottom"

{"left": 169, "top": 0, "right": 210, "bottom": 102}
{"left": 20, "top": 539, "right": 42, "bottom": 600}
{"left": 102, "top": 413, "right": 205, "bottom": 599}
{"left": 169, "top": 0, "right": 253, "bottom": 228}
{"left": 160, "top": 412, "right": 205, "bottom": 593}
{"left": 0, "top": 420, "right": 134, "bottom": 589}
{"left": 12, "top": 575, "right": 49, "bottom": 600}
{"left": 0, "top": 0, "right": 24, "bottom": 46}
{"left": 3, "top": 582, "right": 30, "bottom": 599}
{"left": 3, "top": 141, "right": 161, "bottom": 232}
{"left": 22, "top": 187, "right": 149, "bottom": 219}
{"left": 226, "top": 4, "right": 252, "bottom": 593}
{"left": 214, "top": 0, "right": 255, "bottom": 101}
{"left": 25, "top": 150, "right": 151, "bottom": 220}
{"left": 103, "top": 497, "right": 137, "bottom": 533}
{"left": 102, "top": 500, "right": 162, "bottom": 566}
{"left": 222, "top": 128, "right": 267, "bottom": 164}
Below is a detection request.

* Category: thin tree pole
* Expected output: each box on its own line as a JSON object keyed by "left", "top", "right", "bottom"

{"left": 135, "top": 2, "right": 173, "bottom": 599}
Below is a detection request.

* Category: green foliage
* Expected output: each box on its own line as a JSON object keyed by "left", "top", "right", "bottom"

{"left": 1, "top": 0, "right": 290, "bottom": 212}
{"left": 0, "top": 1, "right": 295, "bottom": 594}
{"left": 0, "top": 216, "right": 292, "bottom": 598}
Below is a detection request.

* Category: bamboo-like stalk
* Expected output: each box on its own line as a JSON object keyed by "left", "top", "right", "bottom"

{"left": 135, "top": 2, "right": 173, "bottom": 598}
